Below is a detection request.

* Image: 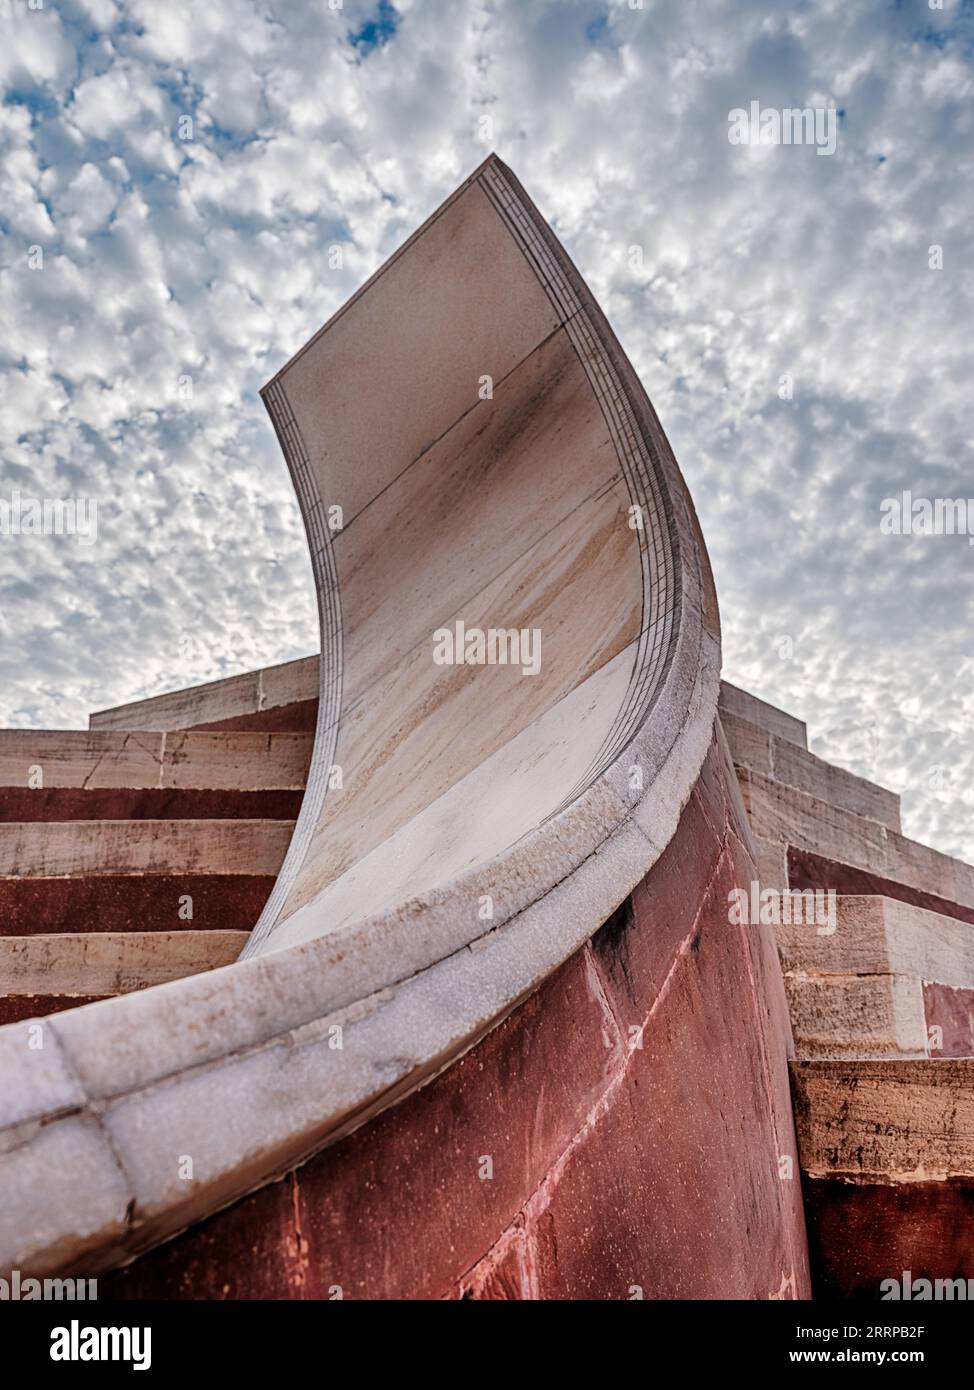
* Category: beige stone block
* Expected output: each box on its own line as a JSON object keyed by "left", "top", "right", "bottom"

{"left": 90, "top": 669, "right": 260, "bottom": 734}
{"left": 738, "top": 770, "right": 889, "bottom": 875}
{"left": 718, "top": 709, "right": 773, "bottom": 777}
{"left": 777, "top": 895, "right": 974, "bottom": 989}
{"left": 160, "top": 732, "right": 312, "bottom": 790}
{"left": 752, "top": 835, "right": 790, "bottom": 891}
{"left": 89, "top": 655, "right": 317, "bottom": 732}
{"left": 0, "top": 932, "right": 248, "bottom": 997}
{"left": 792, "top": 1058, "right": 974, "bottom": 1180}
{"left": 257, "top": 656, "right": 319, "bottom": 712}
{"left": 886, "top": 829, "right": 974, "bottom": 910}
{"left": 772, "top": 737, "right": 900, "bottom": 831}
{"left": 724, "top": 708, "right": 901, "bottom": 831}
{"left": 0, "top": 730, "right": 163, "bottom": 790}
{"left": 718, "top": 681, "right": 807, "bottom": 748}
{"left": 785, "top": 974, "right": 927, "bottom": 1060}
{"left": 0, "top": 729, "right": 312, "bottom": 791}
{"left": 0, "top": 819, "right": 293, "bottom": 877}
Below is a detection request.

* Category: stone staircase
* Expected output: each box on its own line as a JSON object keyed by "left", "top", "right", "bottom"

{"left": 1, "top": 657, "right": 969, "bottom": 1299}
{"left": 0, "top": 661, "right": 313, "bottom": 1025}
{"left": 719, "top": 681, "right": 974, "bottom": 1299}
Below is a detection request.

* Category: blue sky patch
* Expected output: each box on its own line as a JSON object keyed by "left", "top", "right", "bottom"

{"left": 350, "top": 1, "right": 399, "bottom": 53}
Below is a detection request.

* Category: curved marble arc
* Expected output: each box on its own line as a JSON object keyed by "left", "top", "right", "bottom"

{"left": 247, "top": 153, "right": 710, "bottom": 960}
{"left": 0, "top": 156, "right": 720, "bottom": 1278}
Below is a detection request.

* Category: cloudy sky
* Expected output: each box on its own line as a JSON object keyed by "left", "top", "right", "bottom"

{"left": 1, "top": 0, "right": 972, "bottom": 858}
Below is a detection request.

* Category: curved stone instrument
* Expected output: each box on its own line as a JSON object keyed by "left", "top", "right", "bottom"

{"left": 249, "top": 154, "right": 717, "bottom": 959}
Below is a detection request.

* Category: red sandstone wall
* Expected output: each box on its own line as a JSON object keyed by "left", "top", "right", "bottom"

{"left": 105, "top": 733, "right": 811, "bottom": 1300}
{"left": 803, "top": 1179, "right": 974, "bottom": 1300}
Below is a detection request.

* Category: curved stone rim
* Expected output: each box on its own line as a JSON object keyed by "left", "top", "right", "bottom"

{"left": 0, "top": 157, "right": 721, "bottom": 1279}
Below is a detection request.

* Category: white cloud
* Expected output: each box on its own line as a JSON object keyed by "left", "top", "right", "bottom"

{"left": 1, "top": 0, "right": 972, "bottom": 861}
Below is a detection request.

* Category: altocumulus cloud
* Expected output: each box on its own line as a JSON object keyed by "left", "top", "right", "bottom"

{"left": 0, "top": 0, "right": 972, "bottom": 857}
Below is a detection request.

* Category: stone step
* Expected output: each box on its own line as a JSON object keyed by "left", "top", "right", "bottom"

{"left": 89, "top": 656, "right": 319, "bottom": 733}
{"left": 884, "top": 826, "right": 974, "bottom": 912}
{"left": 784, "top": 974, "right": 931, "bottom": 1060}
{"left": 738, "top": 767, "right": 887, "bottom": 888}
{"left": 0, "top": 931, "right": 247, "bottom": 1025}
{"left": 718, "top": 681, "right": 807, "bottom": 748}
{"left": 0, "top": 730, "right": 312, "bottom": 790}
{"left": 0, "top": 730, "right": 310, "bottom": 820}
{"left": 792, "top": 1058, "right": 974, "bottom": 1298}
{"left": 779, "top": 898, "right": 974, "bottom": 1060}
{"left": 787, "top": 844, "right": 974, "bottom": 928}
{"left": 738, "top": 768, "right": 974, "bottom": 910}
{"left": 786, "top": 969, "right": 974, "bottom": 1060}
{"left": 721, "top": 709, "right": 900, "bottom": 832}
{"left": 0, "top": 820, "right": 293, "bottom": 879}
{"left": 0, "top": 874, "right": 276, "bottom": 936}
{"left": 777, "top": 895, "right": 974, "bottom": 986}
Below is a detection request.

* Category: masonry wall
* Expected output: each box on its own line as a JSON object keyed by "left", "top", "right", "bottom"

{"left": 105, "top": 733, "right": 810, "bottom": 1300}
